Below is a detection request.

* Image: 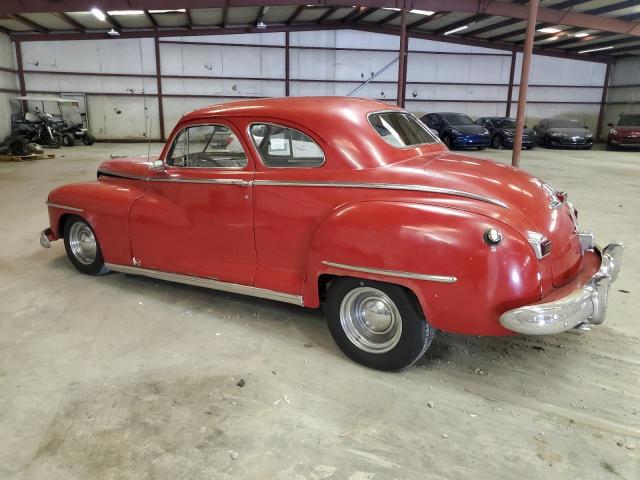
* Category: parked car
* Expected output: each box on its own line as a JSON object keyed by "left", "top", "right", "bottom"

{"left": 420, "top": 112, "right": 491, "bottom": 149}
{"left": 607, "top": 114, "right": 640, "bottom": 149}
{"left": 40, "top": 97, "right": 623, "bottom": 371}
{"left": 475, "top": 117, "right": 535, "bottom": 150}
{"left": 533, "top": 118, "right": 594, "bottom": 149}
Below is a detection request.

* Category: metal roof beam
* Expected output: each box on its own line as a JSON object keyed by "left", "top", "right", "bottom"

{"left": 6, "top": 13, "right": 48, "bottom": 33}
{"left": 317, "top": 6, "right": 339, "bottom": 24}
{"left": 286, "top": 6, "right": 304, "bottom": 25}
{"left": 53, "top": 12, "right": 85, "bottom": 32}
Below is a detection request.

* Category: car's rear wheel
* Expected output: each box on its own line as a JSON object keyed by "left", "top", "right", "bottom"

{"left": 83, "top": 133, "right": 95, "bottom": 146}
{"left": 325, "top": 278, "right": 435, "bottom": 371}
{"left": 442, "top": 134, "right": 452, "bottom": 149}
{"left": 62, "top": 133, "right": 75, "bottom": 147}
{"left": 63, "top": 215, "right": 109, "bottom": 275}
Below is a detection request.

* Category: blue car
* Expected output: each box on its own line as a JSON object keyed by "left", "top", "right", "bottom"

{"left": 421, "top": 112, "right": 491, "bottom": 150}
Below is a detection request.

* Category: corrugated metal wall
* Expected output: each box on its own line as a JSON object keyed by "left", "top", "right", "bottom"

{"left": 605, "top": 57, "right": 640, "bottom": 127}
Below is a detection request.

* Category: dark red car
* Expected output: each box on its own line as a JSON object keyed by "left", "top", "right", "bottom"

{"left": 607, "top": 114, "right": 640, "bottom": 149}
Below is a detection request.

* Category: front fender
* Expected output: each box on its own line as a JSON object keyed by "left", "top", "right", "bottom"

{"left": 303, "top": 201, "right": 540, "bottom": 336}
{"left": 47, "top": 179, "right": 146, "bottom": 265}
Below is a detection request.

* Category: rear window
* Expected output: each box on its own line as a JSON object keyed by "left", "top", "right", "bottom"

{"left": 617, "top": 114, "right": 640, "bottom": 126}
{"left": 369, "top": 112, "right": 439, "bottom": 148}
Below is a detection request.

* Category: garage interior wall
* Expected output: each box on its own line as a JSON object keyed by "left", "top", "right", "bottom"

{"left": 605, "top": 57, "right": 640, "bottom": 127}
{"left": 0, "top": 32, "right": 18, "bottom": 139}
{"left": 14, "top": 30, "right": 607, "bottom": 141}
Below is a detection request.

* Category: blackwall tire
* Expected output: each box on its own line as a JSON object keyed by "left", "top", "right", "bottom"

{"left": 62, "top": 133, "right": 75, "bottom": 147}
{"left": 325, "top": 277, "right": 435, "bottom": 371}
{"left": 442, "top": 134, "right": 452, "bottom": 149}
{"left": 63, "top": 215, "right": 109, "bottom": 276}
{"left": 83, "top": 134, "right": 95, "bottom": 146}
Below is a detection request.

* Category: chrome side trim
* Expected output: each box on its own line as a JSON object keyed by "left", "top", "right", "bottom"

{"left": 254, "top": 180, "right": 508, "bottom": 208}
{"left": 45, "top": 201, "right": 84, "bottom": 213}
{"left": 105, "top": 263, "right": 304, "bottom": 306}
{"left": 98, "top": 169, "right": 249, "bottom": 185}
{"left": 322, "top": 261, "right": 457, "bottom": 283}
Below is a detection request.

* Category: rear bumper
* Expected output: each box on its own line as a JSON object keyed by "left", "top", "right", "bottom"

{"left": 40, "top": 228, "right": 54, "bottom": 248}
{"left": 499, "top": 238, "right": 623, "bottom": 335}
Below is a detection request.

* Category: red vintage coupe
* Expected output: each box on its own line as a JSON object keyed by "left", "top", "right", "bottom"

{"left": 41, "top": 97, "right": 623, "bottom": 370}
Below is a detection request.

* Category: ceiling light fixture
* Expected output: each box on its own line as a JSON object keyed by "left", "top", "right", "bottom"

{"left": 574, "top": 32, "right": 590, "bottom": 38}
{"left": 107, "top": 10, "right": 144, "bottom": 16}
{"left": 537, "top": 27, "right": 561, "bottom": 34}
{"left": 91, "top": 8, "right": 106, "bottom": 21}
{"left": 410, "top": 10, "right": 435, "bottom": 16}
{"left": 579, "top": 46, "right": 614, "bottom": 54}
{"left": 107, "top": 28, "right": 120, "bottom": 36}
{"left": 444, "top": 25, "right": 468, "bottom": 35}
{"left": 148, "top": 9, "right": 186, "bottom": 13}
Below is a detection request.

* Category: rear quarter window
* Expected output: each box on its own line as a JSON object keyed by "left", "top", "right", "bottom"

{"left": 369, "top": 112, "right": 440, "bottom": 148}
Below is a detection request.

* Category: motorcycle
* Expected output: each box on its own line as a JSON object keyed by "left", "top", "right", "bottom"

{"left": 12, "top": 111, "right": 64, "bottom": 148}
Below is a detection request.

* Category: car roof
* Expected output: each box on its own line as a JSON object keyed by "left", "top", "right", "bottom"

{"left": 183, "top": 96, "right": 398, "bottom": 122}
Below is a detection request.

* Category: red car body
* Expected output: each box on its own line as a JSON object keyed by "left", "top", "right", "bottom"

{"left": 41, "top": 97, "right": 623, "bottom": 368}
{"left": 607, "top": 116, "right": 640, "bottom": 148}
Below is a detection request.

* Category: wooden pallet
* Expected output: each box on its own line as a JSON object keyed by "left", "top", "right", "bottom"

{"left": 0, "top": 153, "right": 56, "bottom": 162}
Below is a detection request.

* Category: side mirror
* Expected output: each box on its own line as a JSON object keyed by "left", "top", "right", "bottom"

{"left": 149, "top": 159, "right": 165, "bottom": 172}
{"left": 607, "top": 123, "right": 613, "bottom": 127}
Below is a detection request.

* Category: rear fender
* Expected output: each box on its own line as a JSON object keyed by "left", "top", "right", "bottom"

{"left": 47, "top": 179, "right": 146, "bottom": 265}
{"left": 303, "top": 201, "right": 541, "bottom": 336}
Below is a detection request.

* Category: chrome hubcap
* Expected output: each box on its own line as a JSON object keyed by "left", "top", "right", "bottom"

{"left": 340, "top": 287, "right": 402, "bottom": 354}
{"left": 68, "top": 222, "right": 97, "bottom": 265}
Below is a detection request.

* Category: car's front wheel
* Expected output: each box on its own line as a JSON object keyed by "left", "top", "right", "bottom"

{"left": 63, "top": 215, "right": 109, "bottom": 275}
{"left": 492, "top": 135, "right": 503, "bottom": 149}
{"left": 325, "top": 278, "right": 435, "bottom": 371}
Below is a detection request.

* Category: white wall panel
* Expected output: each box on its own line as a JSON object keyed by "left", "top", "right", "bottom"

{"left": 513, "top": 86, "right": 601, "bottom": 103}
{"left": 24, "top": 73, "right": 156, "bottom": 95}
{"left": 87, "top": 95, "right": 159, "bottom": 140}
{"left": 407, "top": 101, "right": 505, "bottom": 118}
{"left": 514, "top": 53, "right": 606, "bottom": 86}
{"left": 162, "top": 32, "right": 285, "bottom": 46}
{"left": 290, "top": 81, "right": 396, "bottom": 99}
{"left": 160, "top": 43, "right": 284, "bottom": 78}
{"left": 406, "top": 53, "right": 511, "bottom": 84}
{"left": 162, "top": 77, "right": 284, "bottom": 97}
{"left": 604, "top": 57, "right": 640, "bottom": 131}
{"left": 163, "top": 97, "right": 238, "bottom": 135}
{"left": 21, "top": 38, "right": 156, "bottom": 75}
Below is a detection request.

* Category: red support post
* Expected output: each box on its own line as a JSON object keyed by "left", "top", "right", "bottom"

{"left": 512, "top": 0, "right": 540, "bottom": 167}
{"left": 154, "top": 37, "right": 166, "bottom": 142}
{"left": 14, "top": 40, "right": 26, "bottom": 96}
{"left": 505, "top": 50, "right": 516, "bottom": 117}
{"left": 397, "top": 8, "right": 407, "bottom": 108}
{"left": 595, "top": 63, "right": 612, "bottom": 142}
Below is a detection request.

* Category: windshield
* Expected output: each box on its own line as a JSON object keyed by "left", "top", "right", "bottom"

{"left": 369, "top": 112, "right": 440, "bottom": 148}
{"left": 617, "top": 114, "right": 640, "bottom": 126}
{"left": 496, "top": 118, "right": 516, "bottom": 128}
{"left": 440, "top": 113, "right": 474, "bottom": 125}
{"left": 548, "top": 118, "right": 581, "bottom": 128}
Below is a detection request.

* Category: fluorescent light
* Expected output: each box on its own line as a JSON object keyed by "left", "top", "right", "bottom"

{"left": 108, "top": 10, "right": 144, "bottom": 16}
{"left": 382, "top": 7, "right": 400, "bottom": 11}
{"left": 546, "top": 36, "right": 560, "bottom": 41}
{"left": 574, "top": 32, "right": 590, "bottom": 38}
{"left": 538, "top": 27, "right": 561, "bottom": 34}
{"left": 148, "top": 9, "right": 186, "bottom": 13}
{"left": 444, "top": 25, "right": 468, "bottom": 35}
{"left": 579, "top": 46, "right": 614, "bottom": 54}
{"left": 91, "top": 8, "right": 106, "bottom": 21}
{"left": 410, "top": 10, "right": 435, "bottom": 16}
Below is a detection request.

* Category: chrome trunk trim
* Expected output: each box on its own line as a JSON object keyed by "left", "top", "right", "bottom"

{"left": 104, "top": 263, "right": 304, "bottom": 306}
{"left": 45, "top": 201, "right": 84, "bottom": 213}
{"left": 322, "top": 261, "right": 457, "bottom": 283}
{"left": 253, "top": 180, "right": 508, "bottom": 208}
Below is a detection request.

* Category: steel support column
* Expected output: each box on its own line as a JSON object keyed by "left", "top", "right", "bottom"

{"left": 505, "top": 50, "right": 516, "bottom": 117}
{"left": 595, "top": 63, "right": 612, "bottom": 141}
{"left": 397, "top": 8, "right": 407, "bottom": 108}
{"left": 154, "top": 37, "right": 166, "bottom": 142}
{"left": 512, "top": 0, "right": 539, "bottom": 167}
{"left": 285, "top": 31, "right": 290, "bottom": 97}
{"left": 14, "top": 40, "right": 26, "bottom": 96}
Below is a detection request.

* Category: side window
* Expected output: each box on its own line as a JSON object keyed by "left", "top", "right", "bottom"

{"left": 167, "top": 124, "right": 248, "bottom": 169}
{"left": 249, "top": 123, "right": 324, "bottom": 168}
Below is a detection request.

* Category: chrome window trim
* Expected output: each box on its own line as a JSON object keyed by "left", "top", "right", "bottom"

{"left": 98, "top": 169, "right": 249, "bottom": 185}
{"left": 366, "top": 110, "right": 441, "bottom": 149}
{"left": 253, "top": 180, "right": 508, "bottom": 208}
{"left": 105, "top": 263, "right": 303, "bottom": 306}
{"left": 45, "top": 201, "right": 84, "bottom": 213}
{"left": 247, "top": 122, "right": 326, "bottom": 169}
{"left": 166, "top": 122, "right": 249, "bottom": 170}
{"left": 322, "top": 261, "right": 457, "bottom": 283}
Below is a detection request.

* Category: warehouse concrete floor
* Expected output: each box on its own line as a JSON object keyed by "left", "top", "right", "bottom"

{"left": 1, "top": 143, "right": 638, "bottom": 480}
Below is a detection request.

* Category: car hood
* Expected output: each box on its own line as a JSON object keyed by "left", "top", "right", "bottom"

{"left": 502, "top": 128, "right": 535, "bottom": 136}
{"left": 612, "top": 126, "right": 640, "bottom": 134}
{"left": 449, "top": 124, "right": 488, "bottom": 135}
{"left": 98, "top": 155, "right": 161, "bottom": 178}
{"left": 547, "top": 127, "right": 592, "bottom": 136}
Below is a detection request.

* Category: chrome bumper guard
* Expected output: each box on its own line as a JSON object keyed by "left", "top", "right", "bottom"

{"left": 499, "top": 238, "right": 624, "bottom": 335}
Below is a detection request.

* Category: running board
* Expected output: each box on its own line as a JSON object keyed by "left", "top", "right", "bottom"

{"left": 105, "top": 263, "right": 304, "bottom": 306}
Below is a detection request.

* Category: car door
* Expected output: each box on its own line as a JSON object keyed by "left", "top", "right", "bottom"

{"left": 128, "top": 121, "right": 257, "bottom": 285}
